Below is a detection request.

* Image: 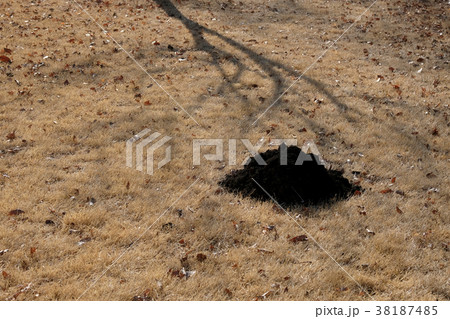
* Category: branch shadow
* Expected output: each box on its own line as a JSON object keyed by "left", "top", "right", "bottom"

{"left": 153, "top": 0, "right": 348, "bottom": 124}
{"left": 152, "top": 0, "right": 444, "bottom": 169}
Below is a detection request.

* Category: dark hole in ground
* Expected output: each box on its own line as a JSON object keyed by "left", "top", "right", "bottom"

{"left": 219, "top": 145, "right": 360, "bottom": 207}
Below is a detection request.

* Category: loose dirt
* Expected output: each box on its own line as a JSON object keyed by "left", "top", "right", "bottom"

{"left": 220, "top": 145, "right": 359, "bottom": 207}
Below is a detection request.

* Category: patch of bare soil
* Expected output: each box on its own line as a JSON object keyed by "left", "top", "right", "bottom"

{"left": 220, "top": 146, "right": 359, "bottom": 206}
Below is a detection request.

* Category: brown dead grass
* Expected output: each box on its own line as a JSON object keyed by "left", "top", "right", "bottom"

{"left": 0, "top": 0, "right": 448, "bottom": 300}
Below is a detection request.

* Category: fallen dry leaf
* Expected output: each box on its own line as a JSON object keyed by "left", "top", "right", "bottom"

{"left": 8, "top": 209, "right": 25, "bottom": 216}
{"left": 426, "top": 172, "right": 436, "bottom": 178}
{"left": 8, "top": 282, "right": 32, "bottom": 301}
{"left": 132, "top": 288, "right": 153, "bottom": 301}
{"left": 196, "top": 253, "right": 207, "bottom": 262}
{"left": 290, "top": 235, "right": 308, "bottom": 243}
{"left": 0, "top": 55, "right": 11, "bottom": 63}
{"left": 224, "top": 288, "right": 233, "bottom": 297}
{"left": 6, "top": 131, "right": 16, "bottom": 140}
{"left": 114, "top": 75, "right": 124, "bottom": 82}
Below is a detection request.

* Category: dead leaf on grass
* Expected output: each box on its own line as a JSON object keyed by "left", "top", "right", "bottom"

{"left": 114, "top": 75, "right": 124, "bottom": 82}
{"left": 196, "top": 253, "right": 207, "bottom": 262}
{"left": 132, "top": 288, "right": 153, "bottom": 301}
{"left": 426, "top": 172, "right": 436, "bottom": 178}
{"left": 8, "top": 209, "right": 25, "bottom": 216}
{"left": 6, "top": 131, "right": 16, "bottom": 140}
{"left": 7, "top": 282, "right": 32, "bottom": 300}
{"left": 290, "top": 235, "right": 308, "bottom": 243}
{"left": 224, "top": 288, "right": 233, "bottom": 297}
{"left": 0, "top": 55, "right": 11, "bottom": 63}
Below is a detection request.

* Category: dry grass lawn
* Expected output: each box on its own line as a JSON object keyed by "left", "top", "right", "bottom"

{"left": 0, "top": 0, "right": 448, "bottom": 300}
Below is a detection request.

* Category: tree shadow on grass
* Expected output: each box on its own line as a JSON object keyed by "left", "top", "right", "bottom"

{"left": 152, "top": 0, "right": 443, "bottom": 167}
{"left": 153, "top": 0, "right": 348, "bottom": 121}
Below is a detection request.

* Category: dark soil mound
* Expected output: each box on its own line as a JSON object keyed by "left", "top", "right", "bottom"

{"left": 219, "top": 145, "right": 359, "bottom": 207}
